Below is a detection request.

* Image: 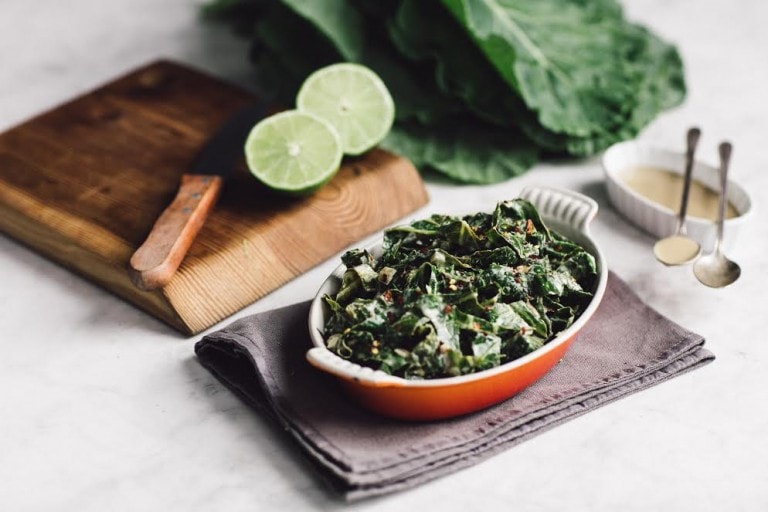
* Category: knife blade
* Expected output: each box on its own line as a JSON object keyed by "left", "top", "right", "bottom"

{"left": 129, "top": 102, "right": 269, "bottom": 291}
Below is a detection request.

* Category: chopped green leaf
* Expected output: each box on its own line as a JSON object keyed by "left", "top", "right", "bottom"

{"left": 322, "top": 199, "right": 598, "bottom": 379}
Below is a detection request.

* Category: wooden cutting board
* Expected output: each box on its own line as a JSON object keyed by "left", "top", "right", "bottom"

{"left": 0, "top": 60, "right": 428, "bottom": 335}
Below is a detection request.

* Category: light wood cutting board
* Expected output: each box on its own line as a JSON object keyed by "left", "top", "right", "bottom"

{"left": 0, "top": 60, "right": 429, "bottom": 334}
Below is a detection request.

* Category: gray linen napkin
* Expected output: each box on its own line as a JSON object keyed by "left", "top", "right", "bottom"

{"left": 194, "top": 271, "right": 713, "bottom": 501}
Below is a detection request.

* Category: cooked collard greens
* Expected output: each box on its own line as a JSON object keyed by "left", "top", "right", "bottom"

{"left": 322, "top": 199, "right": 598, "bottom": 379}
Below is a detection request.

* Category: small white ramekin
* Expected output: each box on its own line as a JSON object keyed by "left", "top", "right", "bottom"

{"left": 602, "top": 140, "right": 753, "bottom": 251}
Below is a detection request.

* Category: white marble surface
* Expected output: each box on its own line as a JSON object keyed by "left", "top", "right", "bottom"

{"left": 1, "top": 1, "right": 766, "bottom": 510}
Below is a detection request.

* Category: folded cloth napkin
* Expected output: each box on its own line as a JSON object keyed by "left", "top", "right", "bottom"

{"left": 194, "top": 271, "right": 713, "bottom": 501}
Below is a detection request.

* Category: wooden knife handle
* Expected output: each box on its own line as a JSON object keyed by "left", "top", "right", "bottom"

{"left": 129, "top": 174, "right": 223, "bottom": 291}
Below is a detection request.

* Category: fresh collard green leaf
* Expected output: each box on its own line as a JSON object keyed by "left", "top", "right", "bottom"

{"left": 381, "top": 120, "right": 539, "bottom": 184}
{"left": 439, "top": 0, "right": 684, "bottom": 141}
{"left": 360, "top": 44, "right": 466, "bottom": 124}
{"left": 622, "top": 24, "right": 686, "bottom": 130}
{"left": 202, "top": 0, "right": 272, "bottom": 36}
{"left": 218, "top": 0, "right": 462, "bottom": 124}
{"left": 247, "top": 1, "right": 342, "bottom": 103}
{"left": 516, "top": 21, "right": 687, "bottom": 156}
{"left": 278, "top": 0, "right": 466, "bottom": 124}
{"left": 202, "top": 0, "right": 686, "bottom": 182}
{"left": 278, "top": 0, "right": 365, "bottom": 61}
{"left": 387, "top": 0, "right": 523, "bottom": 127}
{"left": 439, "top": 0, "right": 628, "bottom": 137}
{"left": 322, "top": 199, "right": 598, "bottom": 379}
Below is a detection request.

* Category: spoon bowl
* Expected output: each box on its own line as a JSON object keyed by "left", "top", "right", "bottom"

{"left": 693, "top": 252, "right": 741, "bottom": 288}
{"left": 693, "top": 141, "right": 741, "bottom": 288}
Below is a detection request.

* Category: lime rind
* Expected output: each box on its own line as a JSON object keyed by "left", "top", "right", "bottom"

{"left": 296, "top": 62, "right": 395, "bottom": 156}
{"left": 244, "top": 110, "right": 343, "bottom": 195}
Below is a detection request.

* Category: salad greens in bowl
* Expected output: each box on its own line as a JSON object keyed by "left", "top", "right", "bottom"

{"left": 307, "top": 187, "right": 608, "bottom": 420}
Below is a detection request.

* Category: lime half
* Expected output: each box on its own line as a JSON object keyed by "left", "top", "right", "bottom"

{"left": 244, "top": 110, "right": 342, "bottom": 195}
{"left": 297, "top": 63, "right": 395, "bottom": 156}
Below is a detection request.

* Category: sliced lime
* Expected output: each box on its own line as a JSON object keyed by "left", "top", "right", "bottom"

{"left": 244, "top": 110, "right": 342, "bottom": 195}
{"left": 296, "top": 63, "right": 395, "bottom": 156}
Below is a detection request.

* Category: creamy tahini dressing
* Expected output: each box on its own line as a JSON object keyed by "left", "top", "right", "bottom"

{"left": 620, "top": 166, "right": 738, "bottom": 220}
{"left": 653, "top": 235, "right": 701, "bottom": 265}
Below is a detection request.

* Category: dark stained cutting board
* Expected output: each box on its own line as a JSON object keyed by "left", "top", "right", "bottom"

{"left": 0, "top": 60, "right": 428, "bottom": 334}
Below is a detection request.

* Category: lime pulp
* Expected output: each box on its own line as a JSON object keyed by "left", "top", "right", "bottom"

{"left": 244, "top": 110, "right": 343, "bottom": 195}
{"left": 296, "top": 63, "right": 395, "bottom": 156}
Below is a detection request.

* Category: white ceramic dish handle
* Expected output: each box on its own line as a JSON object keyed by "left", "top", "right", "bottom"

{"left": 520, "top": 186, "right": 598, "bottom": 233}
{"left": 306, "top": 344, "right": 402, "bottom": 387}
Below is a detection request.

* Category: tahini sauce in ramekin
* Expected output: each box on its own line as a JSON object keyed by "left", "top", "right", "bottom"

{"left": 620, "top": 166, "right": 739, "bottom": 221}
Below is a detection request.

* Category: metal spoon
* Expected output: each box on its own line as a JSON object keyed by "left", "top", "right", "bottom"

{"left": 653, "top": 127, "right": 702, "bottom": 265}
{"left": 693, "top": 142, "right": 741, "bottom": 287}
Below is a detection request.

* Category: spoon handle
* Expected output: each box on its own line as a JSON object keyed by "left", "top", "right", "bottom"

{"left": 677, "top": 127, "right": 701, "bottom": 233}
{"left": 715, "top": 141, "right": 732, "bottom": 253}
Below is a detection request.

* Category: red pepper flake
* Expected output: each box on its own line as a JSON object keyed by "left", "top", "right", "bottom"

{"left": 525, "top": 219, "right": 534, "bottom": 235}
{"left": 443, "top": 304, "right": 453, "bottom": 314}
{"left": 520, "top": 326, "right": 527, "bottom": 335}
{"left": 382, "top": 290, "right": 393, "bottom": 302}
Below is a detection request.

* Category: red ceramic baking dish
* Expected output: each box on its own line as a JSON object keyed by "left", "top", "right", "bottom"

{"left": 306, "top": 186, "right": 608, "bottom": 421}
